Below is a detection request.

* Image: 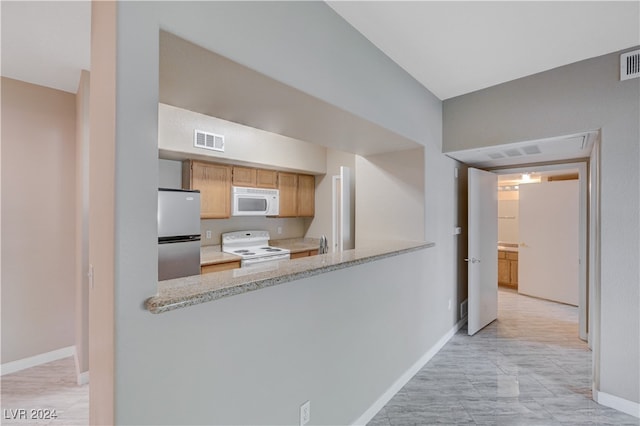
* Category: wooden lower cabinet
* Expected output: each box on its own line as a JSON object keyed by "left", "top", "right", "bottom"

{"left": 498, "top": 250, "right": 518, "bottom": 288}
{"left": 201, "top": 260, "right": 241, "bottom": 274}
{"left": 290, "top": 249, "right": 319, "bottom": 259}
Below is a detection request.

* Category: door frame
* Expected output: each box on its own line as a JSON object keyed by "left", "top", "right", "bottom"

{"left": 490, "top": 160, "right": 589, "bottom": 342}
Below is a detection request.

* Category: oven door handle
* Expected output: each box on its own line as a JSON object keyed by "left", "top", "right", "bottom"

{"left": 242, "top": 254, "right": 290, "bottom": 267}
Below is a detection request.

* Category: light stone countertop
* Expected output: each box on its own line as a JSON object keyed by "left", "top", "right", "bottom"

{"left": 146, "top": 240, "right": 434, "bottom": 314}
{"left": 200, "top": 245, "right": 241, "bottom": 266}
{"left": 498, "top": 242, "right": 519, "bottom": 252}
{"left": 270, "top": 237, "right": 321, "bottom": 253}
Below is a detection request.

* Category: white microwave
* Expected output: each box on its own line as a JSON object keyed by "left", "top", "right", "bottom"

{"left": 231, "top": 186, "right": 280, "bottom": 216}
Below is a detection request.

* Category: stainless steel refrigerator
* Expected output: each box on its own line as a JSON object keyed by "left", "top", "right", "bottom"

{"left": 158, "top": 188, "right": 201, "bottom": 280}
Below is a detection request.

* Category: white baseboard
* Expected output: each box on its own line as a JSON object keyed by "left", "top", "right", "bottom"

{"left": 595, "top": 390, "right": 640, "bottom": 418}
{"left": 1, "top": 346, "right": 76, "bottom": 376}
{"left": 77, "top": 370, "right": 90, "bottom": 386}
{"left": 73, "top": 351, "right": 90, "bottom": 385}
{"left": 352, "top": 317, "right": 467, "bottom": 425}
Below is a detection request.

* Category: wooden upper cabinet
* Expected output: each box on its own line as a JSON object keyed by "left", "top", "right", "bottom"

{"left": 277, "top": 172, "right": 298, "bottom": 217}
{"left": 297, "top": 174, "right": 315, "bottom": 217}
{"left": 183, "top": 160, "right": 231, "bottom": 219}
{"left": 232, "top": 166, "right": 278, "bottom": 189}
{"left": 232, "top": 166, "right": 256, "bottom": 187}
{"left": 256, "top": 169, "right": 278, "bottom": 189}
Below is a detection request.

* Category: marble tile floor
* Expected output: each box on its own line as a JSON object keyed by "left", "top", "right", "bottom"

{"left": 368, "top": 289, "right": 639, "bottom": 426}
{"left": 1, "top": 357, "right": 88, "bottom": 425}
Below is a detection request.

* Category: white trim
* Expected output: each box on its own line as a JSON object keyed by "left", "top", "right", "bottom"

{"left": 352, "top": 317, "right": 467, "bottom": 425}
{"left": 73, "top": 351, "right": 90, "bottom": 385}
{"left": 595, "top": 390, "right": 640, "bottom": 418}
{"left": 0, "top": 346, "right": 76, "bottom": 376}
{"left": 77, "top": 371, "right": 90, "bottom": 386}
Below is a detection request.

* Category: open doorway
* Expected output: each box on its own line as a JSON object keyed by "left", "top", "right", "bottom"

{"left": 491, "top": 162, "right": 588, "bottom": 343}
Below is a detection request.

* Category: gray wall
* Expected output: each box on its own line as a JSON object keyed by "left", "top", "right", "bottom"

{"left": 443, "top": 50, "right": 640, "bottom": 404}
{"left": 92, "top": 2, "right": 461, "bottom": 424}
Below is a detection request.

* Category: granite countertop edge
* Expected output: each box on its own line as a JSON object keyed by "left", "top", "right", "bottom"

{"left": 146, "top": 240, "right": 434, "bottom": 314}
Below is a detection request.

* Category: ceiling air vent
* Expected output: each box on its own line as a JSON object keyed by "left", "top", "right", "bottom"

{"left": 194, "top": 130, "right": 225, "bottom": 152}
{"left": 504, "top": 148, "right": 523, "bottom": 157}
{"left": 487, "top": 152, "right": 505, "bottom": 160}
{"left": 522, "top": 145, "right": 541, "bottom": 155}
{"left": 620, "top": 49, "right": 640, "bottom": 81}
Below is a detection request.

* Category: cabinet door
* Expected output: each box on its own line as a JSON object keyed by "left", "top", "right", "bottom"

{"left": 189, "top": 161, "right": 231, "bottom": 219}
{"left": 290, "top": 251, "right": 309, "bottom": 259}
{"left": 201, "top": 261, "right": 241, "bottom": 274}
{"left": 498, "top": 256, "right": 511, "bottom": 284}
{"left": 232, "top": 166, "right": 256, "bottom": 187}
{"left": 256, "top": 169, "right": 278, "bottom": 189}
{"left": 278, "top": 172, "right": 298, "bottom": 217}
{"left": 510, "top": 259, "right": 518, "bottom": 285}
{"left": 297, "top": 174, "right": 315, "bottom": 217}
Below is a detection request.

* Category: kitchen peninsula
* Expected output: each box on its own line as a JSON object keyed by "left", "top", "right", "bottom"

{"left": 146, "top": 240, "right": 434, "bottom": 314}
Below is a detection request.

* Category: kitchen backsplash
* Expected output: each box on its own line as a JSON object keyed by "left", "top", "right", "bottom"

{"left": 200, "top": 216, "right": 308, "bottom": 246}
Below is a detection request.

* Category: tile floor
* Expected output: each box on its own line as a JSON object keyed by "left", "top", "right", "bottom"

{"left": 368, "top": 289, "right": 640, "bottom": 425}
{"left": 1, "top": 357, "right": 88, "bottom": 425}
{"left": 1, "top": 289, "right": 638, "bottom": 425}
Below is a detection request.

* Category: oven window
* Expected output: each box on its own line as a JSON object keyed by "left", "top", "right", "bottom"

{"left": 238, "top": 197, "right": 267, "bottom": 212}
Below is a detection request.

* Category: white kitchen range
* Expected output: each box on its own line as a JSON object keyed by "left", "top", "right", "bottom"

{"left": 222, "top": 230, "right": 290, "bottom": 268}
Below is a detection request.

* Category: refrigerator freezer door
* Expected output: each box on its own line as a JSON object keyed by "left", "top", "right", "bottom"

{"left": 158, "top": 189, "right": 201, "bottom": 238}
{"left": 158, "top": 239, "right": 201, "bottom": 280}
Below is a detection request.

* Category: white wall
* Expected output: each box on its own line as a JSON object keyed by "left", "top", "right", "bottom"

{"left": 159, "top": 103, "right": 326, "bottom": 174}
{"left": 498, "top": 191, "right": 519, "bottom": 243}
{"left": 91, "top": 2, "right": 457, "bottom": 424}
{"left": 443, "top": 49, "right": 640, "bottom": 405}
{"left": 158, "top": 158, "right": 182, "bottom": 189}
{"left": 305, "top": 148, "right": 356, "bottom": 248}
{"left": 355, "top": 148, "right": 425, "bottom": 244}
{"left": 1, "top": 78, "right": 76, "bottom": 363}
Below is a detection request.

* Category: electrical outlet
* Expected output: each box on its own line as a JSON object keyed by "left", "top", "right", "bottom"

{"left": 300, "top": 400, "right": 310, "bottom": 426}
{"left": 448, "top": 299, "right": 452, "bottom": 311}
{"left": 206, "top": 230, "right": 212, "bottom": 239}
{"left": 277, "top": 226, "right": 282, "bottom": 235}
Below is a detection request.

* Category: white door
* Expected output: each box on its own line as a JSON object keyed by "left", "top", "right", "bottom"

{"left": 468, "top": 168, "right": 498, "bottom": 335}
{"left": 519, "top": 180, "right": 579, "bottom": 306}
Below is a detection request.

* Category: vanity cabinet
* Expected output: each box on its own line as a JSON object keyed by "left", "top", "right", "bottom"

{"left": 183, "top": 160, "right": 231, "bottom": 219}
{"left": 498, "top": 250, "right": 518, "bottom": 288}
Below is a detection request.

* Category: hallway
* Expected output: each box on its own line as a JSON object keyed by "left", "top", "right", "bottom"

{"left": 369, "top": 289, "right": 639, "bottom": 425}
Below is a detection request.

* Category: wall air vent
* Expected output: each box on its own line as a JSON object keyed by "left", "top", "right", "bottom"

{"left": 620, "top": 49, "right": 640, "bottom": 81}
{"left": 194, "top": 129, "right": 225, "bottom": 152}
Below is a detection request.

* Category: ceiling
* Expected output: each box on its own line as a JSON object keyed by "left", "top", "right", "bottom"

{"left": 2, "top": 1, "right": 638, "bottom": 98}
{"left": 1, "top": 1, "right": 90, "bottom": 93}
{"left": 328, "top": 1, "right": 640, "bottom": 99}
